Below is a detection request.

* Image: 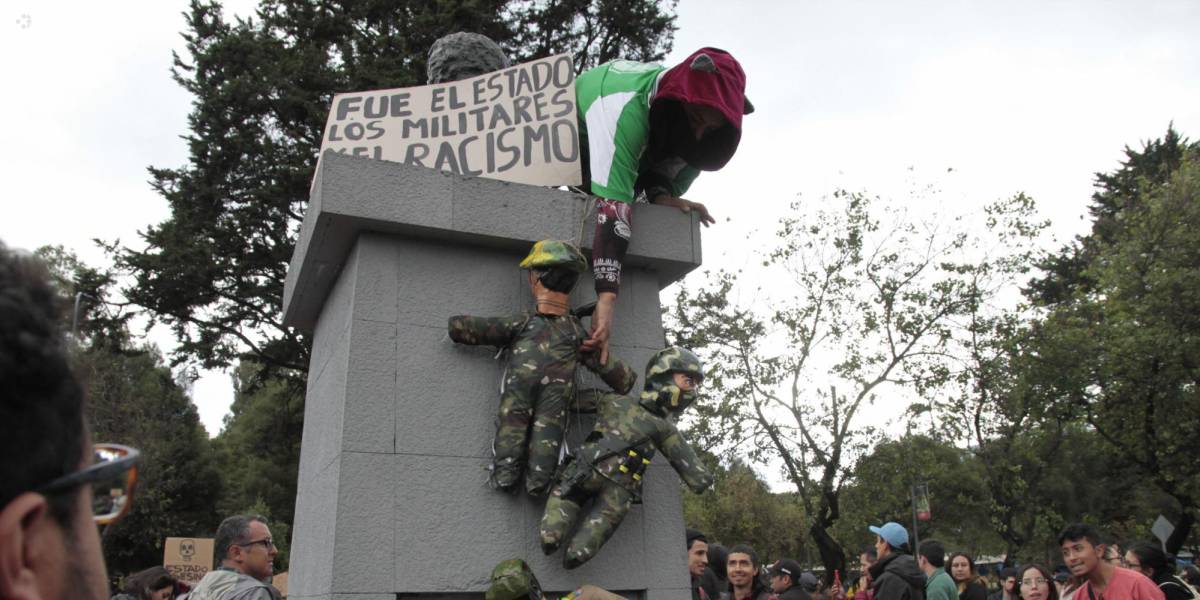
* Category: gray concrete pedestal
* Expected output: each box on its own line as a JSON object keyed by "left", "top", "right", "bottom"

{"left": 282, "top": 152, "right": 704, "bottom": 600}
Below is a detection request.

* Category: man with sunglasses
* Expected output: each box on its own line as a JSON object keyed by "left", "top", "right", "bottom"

{"left": 0, "top": 242, "right": 141, "bottom": 599}
{"left": 187, "top": 515, "right": 281, "bottom": 600}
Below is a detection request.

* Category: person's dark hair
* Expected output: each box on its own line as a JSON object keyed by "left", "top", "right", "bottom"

{"left": 1127, "top": 541, "right": 1173, "bottom": 577}
{"left": 947, "top": 552, "right": 977, "bottom": 581}
{"left": 0, "top": 243, "right": 87, "bottom": 529}
{"left": 123, "top": 566, "right": 177, "bottom": 600}
{"left": 214, "top": 514, "right": 268, "bottom": 564}
{"left": 919, "top": 540, "right": 946, "bottom": 568}
{"left": 861, "top": 547, "right": 878, "bottom": 563}
{"left": 1018, "top": 564, "right": 1059, "bottom": 600}
{"left": 1057, "top": 523, "right": 1102, "bottom": 547}
{"left": 709, "top": 544, "right": 729, "bottom": 580}
{"left": 687, "top": 528, "right": 708, "bottom": 550}
{"left": 1182, "top": 565, "right": 1200, "bottom": 587}
{"left": 534, "top": 267, "right": 580, "bottom": 293}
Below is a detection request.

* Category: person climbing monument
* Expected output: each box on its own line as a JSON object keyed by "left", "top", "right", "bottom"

{"left": 539, "top": 346, "right": 714, "bottom": 569}
{"left": 575, "top": 47, "right": 753, "bottom": 363}
{"left": 448, "top": 240, "right": 637, "bottom": 497}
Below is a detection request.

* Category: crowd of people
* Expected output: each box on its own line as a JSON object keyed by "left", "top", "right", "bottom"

{"left": 686, "top": 522, "right": 1200, "bottom": 600}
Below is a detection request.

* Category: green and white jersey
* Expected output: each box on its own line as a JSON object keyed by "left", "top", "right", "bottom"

{"left": 576, "top": 60, "right": 700, "bottom": 203}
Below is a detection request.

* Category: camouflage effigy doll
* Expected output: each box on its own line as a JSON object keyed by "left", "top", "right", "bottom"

{"left": 539, "top": 347, "right": 713, "bottom": 568}
{"left": 448, "top": 240, "right": 637, "bottom": 496}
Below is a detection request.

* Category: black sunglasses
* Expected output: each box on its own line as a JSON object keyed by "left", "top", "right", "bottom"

{"left": 36, "top": 443, "right": 141, "bottom": 525}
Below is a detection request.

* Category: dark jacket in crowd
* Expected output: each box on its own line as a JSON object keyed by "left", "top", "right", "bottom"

{"left": 778, "top": 584, "right": 813, "bottom": 600}
{"left": 958, "top": 581, "right": 987, "bottom": 600}
{"left": 694, "top": 568, "right": 722, "bottom": 600}
{"left": 1152, "top": 571, "right": 1198, "bottom": 600}
{"left": 869, "top": 553, "right": 926, "bottom": 600}
{"left": 720, "top": 579, "right": 774, "bottom": 600}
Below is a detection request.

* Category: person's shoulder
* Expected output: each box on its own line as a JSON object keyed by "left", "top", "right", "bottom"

{"left": 1113, "top": 567, "right": 1165, "bottom": 593}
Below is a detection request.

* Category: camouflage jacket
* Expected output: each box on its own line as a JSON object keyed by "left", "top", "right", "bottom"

{"left": 572, "top": 390, "right": 712, "bottom": 495}
{"left": 448, "top": 311, "right": 637, "bottom": 394}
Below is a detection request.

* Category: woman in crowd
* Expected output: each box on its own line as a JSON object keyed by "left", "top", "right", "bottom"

{"left": 1124, "top": 541, "right": 1198, "bottom": 600}
{"left": 112, "top": 566, "right": 178, "bottom": 600}
{"left": 1017, "top": 564, "right": 1059, "bottom": 600}
{"left": 948, "top": 553, "right": 989, "bottom": 600}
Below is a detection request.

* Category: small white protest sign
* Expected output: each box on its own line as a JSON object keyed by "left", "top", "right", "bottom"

{"left": 318, "top": 53, "right": 581, "bottom": 187}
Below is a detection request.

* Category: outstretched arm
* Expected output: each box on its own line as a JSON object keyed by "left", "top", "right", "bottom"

{"left": 657, "top": 424, "right": 713, "bottom": 494}
{"left": 447, "top": 314, "right": 526, "bottom": 347}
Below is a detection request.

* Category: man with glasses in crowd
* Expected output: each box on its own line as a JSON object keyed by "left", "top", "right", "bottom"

{"left": 0, "top": 242, "right": 141, "bottom": 599}
{"left": 187, "top": 515, "right": 281, "bottom": 600}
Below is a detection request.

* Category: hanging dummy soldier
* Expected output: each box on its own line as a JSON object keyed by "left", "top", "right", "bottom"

{"left": 539, "top": 347, "right": 713, "bottom": 569}
{"left": 448, "top": 240, "right": 637, "bottom": 496}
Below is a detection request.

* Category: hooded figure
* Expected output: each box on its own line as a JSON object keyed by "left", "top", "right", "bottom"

{"left": 539, "top": 347, "right": 713, "bottom": 568}
{"left": 869, "top": 552, "right": 927, "bottom": 600}
{"left": 448, "top": 240, "right": 637, "bottom": 496}
{"left": 575, "top": 48, "right": 754, "bottom": 365}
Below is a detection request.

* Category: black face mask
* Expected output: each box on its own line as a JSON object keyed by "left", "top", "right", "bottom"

{"left": 647, "top": 100, "right": 738, "bottom": 171}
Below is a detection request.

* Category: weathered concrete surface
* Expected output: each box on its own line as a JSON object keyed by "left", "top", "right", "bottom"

{"left": 285, "top": 152, "right": 703, "bottom": 600}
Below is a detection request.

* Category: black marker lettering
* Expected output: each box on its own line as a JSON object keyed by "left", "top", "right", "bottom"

{"left": 403, "top": 143, "right": 430, "bottom": 167}
{"left": 551, "top": 119, "right": 578, "bottom": 162}
{"left": 336, "top": 96, "right": 362, "bottom": 120}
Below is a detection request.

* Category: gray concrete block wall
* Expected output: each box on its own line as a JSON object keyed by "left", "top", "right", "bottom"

{"left": 285, "top": 155, "right": 702, "bottom": 600}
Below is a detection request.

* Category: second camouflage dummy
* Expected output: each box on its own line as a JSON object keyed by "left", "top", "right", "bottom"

{"left": 540, "top": 346, "right": 714, "bottom": 568}
{"left": 448, "top": 240, "right": 637, "bottom": 496}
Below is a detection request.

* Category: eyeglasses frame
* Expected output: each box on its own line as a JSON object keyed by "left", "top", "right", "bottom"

{"left": 35, "top": 443, "right": 141, "bottom": 525}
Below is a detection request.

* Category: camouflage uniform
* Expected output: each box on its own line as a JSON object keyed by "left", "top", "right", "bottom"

{"left": 448, "top": 241, "right": 637, "bottom": 497}
{"left": 540, "top": 347, "right": 713, "bottom": 569}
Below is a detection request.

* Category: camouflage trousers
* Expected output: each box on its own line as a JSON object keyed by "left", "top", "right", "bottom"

{"left": 492, "top": 377, "right": 572, "bottom": 496}
{"left": 539, "top": 460, "right": 634, "bottom": 569}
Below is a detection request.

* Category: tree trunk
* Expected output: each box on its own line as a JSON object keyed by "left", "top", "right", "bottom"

{"left": 811, "top": 522, "right": 846, "bottom": 586}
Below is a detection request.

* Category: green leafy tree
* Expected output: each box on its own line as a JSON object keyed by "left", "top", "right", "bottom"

{"left": 115, "top": 0, "right": 678, "bottom": 377}
{"left": 833, "top": 435, "right": 999, "bottom": 559}
{"left": 213, "top": 361, "right": 304, "bottom": 570}
{"left": 35, "top": 247, "right": 223, "bottom": 582}
{"left": 668, "top": 190, "right": 1040, "bottom": 581}
{"left": 1029, "top": 126, "right": 1197, "bottom": 304}
{"left": 1030, "top": 147, "right": 1200, "bottom": 554}
{"left": 684, "top": 457, "right": 809, "bottom": 565}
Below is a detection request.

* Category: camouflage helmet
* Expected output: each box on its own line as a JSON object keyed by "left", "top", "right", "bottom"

{"left": 485, "top": 559, "right": 543, "bottom": 600}
{"left": 519, "top": 240, "right": 587, "bottom": 273}
{"left": 641, "top": 346, "right": 704, "bottom": 414}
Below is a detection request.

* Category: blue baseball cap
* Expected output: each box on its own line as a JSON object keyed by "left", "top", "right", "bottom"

{"left": 869, "top": 522, "right": 909, "bottom": 548}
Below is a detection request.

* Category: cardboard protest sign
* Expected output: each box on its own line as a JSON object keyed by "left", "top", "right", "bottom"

{"left": 273, "top": 571, "right": 288, "bottom": 596}
{"left": 163, "top": 537, "right": 214, "bottom": 584}
{"left": 318, "top": 53, "right": 581, "bottom": 187}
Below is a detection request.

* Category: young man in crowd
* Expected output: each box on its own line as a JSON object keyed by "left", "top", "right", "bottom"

{"left": 855, "top": 547, "right": 879, "bottom": 600}
{"left": 989, "top": 568, "right": 1019, "bottom": 600}
{"left": 689, "top": 529, "right": 719, "bottom": 600}
{"left": 917, "top": 540, "right": 957, "bottom": 600}
{"left": 0, "top": 243, "right": 141, "bottom": 600}
{"left": 867, "top": 522, "right": 926, "bottom": 600}
{"left": 725, "top": 545, "right": 772, "bottom": 600}
{"left": 187, "top": 515, "right": 282, "bottom": 600}
{"left": 1059, "top": 523, "right": 1164, "bottom": 600}
{"left": 769, "top": 559, "right": 812, "bottom": 600}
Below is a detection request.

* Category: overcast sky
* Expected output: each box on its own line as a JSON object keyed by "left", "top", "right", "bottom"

{"left": 3, "top": 1, "right": 1198, "bottom": 437}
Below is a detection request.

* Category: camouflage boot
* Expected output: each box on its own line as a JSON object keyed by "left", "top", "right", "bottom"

{"left": 539, "top": 495, "right": 581, "bottom": 555}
